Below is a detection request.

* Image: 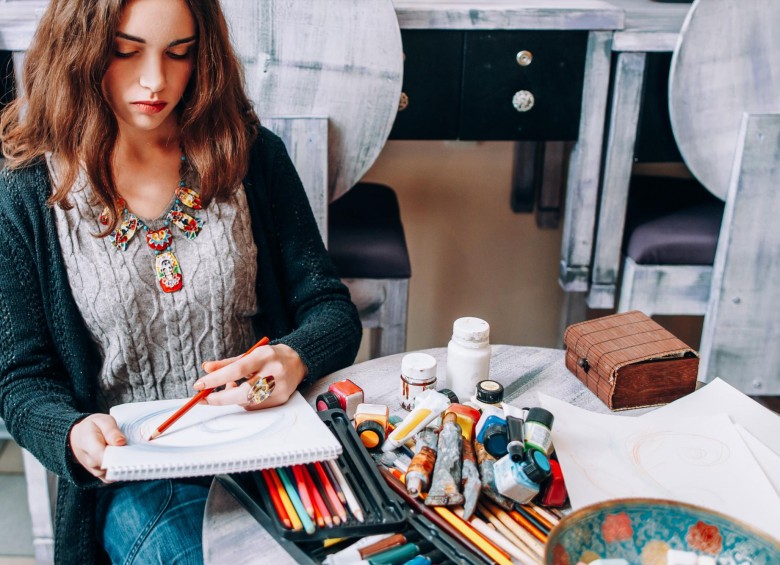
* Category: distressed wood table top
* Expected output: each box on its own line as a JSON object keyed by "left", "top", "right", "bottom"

{"left": 202, "top": 345, "right": 651, "bottom": 563}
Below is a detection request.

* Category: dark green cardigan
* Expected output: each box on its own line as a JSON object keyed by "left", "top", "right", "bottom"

{"left": 0, "top": 128, "right": 362, "bottom": 564}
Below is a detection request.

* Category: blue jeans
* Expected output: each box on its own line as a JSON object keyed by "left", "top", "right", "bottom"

{"left": 95, "top": 478, "right": 211, "bottom": 565}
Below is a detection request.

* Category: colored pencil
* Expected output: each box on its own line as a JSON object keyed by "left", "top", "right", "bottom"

{"left": 291, "top": 465, "right": 316, "bottom": 520}
{"left": 301, "top": 464, "right": 332, "bottom": 527}
{"left": 509, "top": 508, "right": 548, "bottom": 542}
{"left": 313, "top": 461, "right": 348, "bottom": 523}
{"left": 326, "top": 459, "right": 365, "bottom": 523}
{"left": 481, "top": 501, "right": 544, "bottom": 557}
{"left": 277, "top": 467, "right": 316, "bottom": 534}
{"left": 513, "top": 504, "right": 550, "bottom": 535}
{"left": 148, "top": 336, "right": 270, "bottom": 440}
{"left": 259, "top": 469, "right": 292, "bottom": 529}
{"left": 321, "top": 459, "right": 348, "bottom": 505}
{"left": 528, "top": 503, "right": 561, "bottom": 527}
{"left": 377, "top": 467, "right": 504, "bottom": 565}
{"left": 432, "top": 506, "right": 513, "bottom": 565}
{"left": 269, "top": 469, "right": 303, "bottom": 532}
{"left": 307, "top": 463, "right": 342, "bottom": 526}
{"left": 455, "top": 509, "right": 538, "bottom": 565}
{"left": 478, "top": 503, "right": 540, "bottom": 559}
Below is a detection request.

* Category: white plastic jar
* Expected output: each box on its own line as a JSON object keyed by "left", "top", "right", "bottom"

{"left": 399, "top": 352, "right": 438, "bottom": 410}
{"left": 445, "top": 317, "right": 491, "bottom": 401}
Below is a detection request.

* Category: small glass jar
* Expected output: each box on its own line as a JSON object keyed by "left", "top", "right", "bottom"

{"left": 445, "top": 317, "right": 491, "bottom": 402}
{"left": 399, "top": 352, "right": 437, "bottom": 410}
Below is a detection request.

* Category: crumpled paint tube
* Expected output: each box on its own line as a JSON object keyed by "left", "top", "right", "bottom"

{"left": 461, "top": 435, "right": 481, "bottom": 520}
{"left": 405, "top": 427, "right": 439, "bottom": 498}
{"left": 475, "top": 439, "right": 514, "bottom": 510}
{"left": 425, "top": 412, "right": 464, "bottom": 507}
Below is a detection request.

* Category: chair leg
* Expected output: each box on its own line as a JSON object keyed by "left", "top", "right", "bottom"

{"left": 21, "top": 449, "right": 55, "bottom": 565}
{"left": 370, "top": 279, "right": 409, "bottom": 358}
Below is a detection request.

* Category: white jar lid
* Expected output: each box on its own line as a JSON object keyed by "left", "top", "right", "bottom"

{"left": 401, "top": 352, "right": 437, "bottom": 383}
{"left": 452, "top": 317, "right": 490, "bottom": 342}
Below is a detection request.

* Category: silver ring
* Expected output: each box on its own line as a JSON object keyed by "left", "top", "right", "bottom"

{"left": 246, "top": 375, "right": 275, "bottom": 406}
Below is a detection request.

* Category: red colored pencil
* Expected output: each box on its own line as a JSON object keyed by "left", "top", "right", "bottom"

{"left": 260, "top": 469, "right": 292, "bottom": 529}
{"left": 149, "top": 336, "right": 270, "bottom": 440}
{"left": 301, "top": 464, "right": 333, "bottom": 527}
{"left": 291, "top": 465, "right": 316, "bottom": 521}
{"left": 314, "top": 461, "right": 348, "bottom": 523}
{"left": 307, "top": 463, "right": 341, "bottom": 526}
{"left": 322, "top": 458, "right": 348, "bottom": 505}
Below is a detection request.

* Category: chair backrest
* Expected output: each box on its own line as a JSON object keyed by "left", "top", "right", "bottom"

{"left": 669, "top": 0, "right": 780, "bottom": 200}
{"left": 221, "top": 0, "right": 403, "bottom": 202}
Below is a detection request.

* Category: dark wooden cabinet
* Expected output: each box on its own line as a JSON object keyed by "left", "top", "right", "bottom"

{"left": 390, "top": 30, "right": 588, "bottom": 141}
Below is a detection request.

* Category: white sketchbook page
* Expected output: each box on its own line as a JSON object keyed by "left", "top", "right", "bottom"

{"left": 641, "top": 378, "right": 780, "bottom": 457}
{"left": 539, "top": 394, "right": 780, "bottom": 540}
{"left": 102, "top": 391, "right": 341, "bottom": 478}
{"left": 735, "top": 425, "right": 780, "bottom": 497}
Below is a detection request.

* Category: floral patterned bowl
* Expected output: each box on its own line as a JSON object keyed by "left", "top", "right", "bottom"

{"left": 545, "top": 498, "right": 780, "bottom": 564}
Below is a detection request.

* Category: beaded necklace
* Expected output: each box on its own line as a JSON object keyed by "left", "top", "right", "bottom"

{"left": 101, "top": 154, "right": 204, "bottom": 293}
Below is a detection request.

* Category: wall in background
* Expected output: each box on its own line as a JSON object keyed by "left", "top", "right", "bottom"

{"left": 360, "top": 140, "right": 566, "bottom": 352}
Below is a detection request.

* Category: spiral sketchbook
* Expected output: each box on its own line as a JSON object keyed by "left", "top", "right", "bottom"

{"left": 101, "top": 391, "right": 342, "bottom": 481}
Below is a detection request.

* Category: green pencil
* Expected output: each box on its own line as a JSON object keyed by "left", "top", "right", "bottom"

{"left": 277, "top": 467, "right": 316, "bottom": 534}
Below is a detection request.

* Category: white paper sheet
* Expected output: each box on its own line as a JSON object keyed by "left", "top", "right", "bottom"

{"left": 642, "top": 378, "right": 780, "bottom": 457}
{"left": 735, "top": 425, "right": 780, "bottom": 496}
{"left": 539, "top": 394, "right": 780, "bottom": 540}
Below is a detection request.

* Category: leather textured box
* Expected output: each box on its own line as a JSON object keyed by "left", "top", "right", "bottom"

{"left": 563, "top": 311, "right": 699, "bottom": 410}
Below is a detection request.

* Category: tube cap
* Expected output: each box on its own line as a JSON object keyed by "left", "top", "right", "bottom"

{"left": 356, "top": 420, "right": 386, "bottom": 450}
{"left": 476, "top": 380, "right": 504, "bottom": 404}
{"left": 316, "top": 391, "right": 341, "bottom": 412}
{"left": 483, "top": 422, "right": 509, "bottom": 458}
{"left": 526, "top": 407, "right": 554, "bottom": 429}
{"left": 523, "top": 449, "right": 551, "bottom": 483}
{"left": 438, "top": 388, "right": 459, "bottom": 404}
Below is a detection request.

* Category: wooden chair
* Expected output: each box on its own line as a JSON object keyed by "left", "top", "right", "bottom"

{"left": 593, "top": 0, "right": 780, "bottom": 392}
{"left": 223, "top": 0, "right": 409, "bottom": 358}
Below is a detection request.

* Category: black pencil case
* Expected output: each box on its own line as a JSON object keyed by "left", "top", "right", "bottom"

{"left": 220, "top": 408, "right": 485, "bottom": 564}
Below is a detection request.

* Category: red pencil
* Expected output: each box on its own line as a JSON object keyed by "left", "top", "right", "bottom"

{"left": 291, "top": 465, "right": 316, "bottom": 521}
{"left": 314, "top": 461, "right": 348, "bottom": 523}
{"left": 260, "top": 469, "right": 292, "bottom": 529}
{"left": 148, "top": 336, "right": 270, "bottom": 440}
{"left": 301, "top": 464, "right": 333, "bottom": 528}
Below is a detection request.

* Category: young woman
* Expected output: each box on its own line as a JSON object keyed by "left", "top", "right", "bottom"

{"left": 0, "top": 0, "right": 361, "bottom": 563}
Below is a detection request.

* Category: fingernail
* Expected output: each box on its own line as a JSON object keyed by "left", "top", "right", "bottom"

{"left": 201, "top": 362, "right": 206, "bottom": 370}
{"left": 194, "top": 381, "right": 205, "bottom": 390}
{"left": 115, "top": 436, "right": 126, "bottom": 445}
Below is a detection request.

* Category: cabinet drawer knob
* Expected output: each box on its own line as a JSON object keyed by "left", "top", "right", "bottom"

{"left": 398, "top": 92, "right": 409, "bottom": 112}
{"left": 516, "top": 50, "right": 533, "bottom": 67}
{"left": 512, "top": 90, "right": 535, "bottom": 112}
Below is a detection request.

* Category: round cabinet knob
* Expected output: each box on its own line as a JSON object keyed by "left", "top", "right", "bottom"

{"left": 398, "top": 92, "right": 409, "bottom": 112}
{"left": 512, "top": 90, "right": 535, "bottom": 112}
{"left": 516, "top": 50, "right": 533, "bottom": 67}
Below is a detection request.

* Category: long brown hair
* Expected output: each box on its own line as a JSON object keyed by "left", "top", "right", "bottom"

{"left": 0, "top": 0, "right": 260, "bottom": 234}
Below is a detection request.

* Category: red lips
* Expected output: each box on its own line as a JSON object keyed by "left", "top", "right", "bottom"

{"left": 132, "top": 101, "right": 167, "bottom": 114}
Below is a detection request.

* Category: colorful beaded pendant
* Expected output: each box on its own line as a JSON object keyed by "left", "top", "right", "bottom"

{"left": 103, "top": 156, "right": 204, "bottom": 293}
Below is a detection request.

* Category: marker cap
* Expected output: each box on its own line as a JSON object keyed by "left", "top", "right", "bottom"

{"left": 316, "top": 391, "right": 341, "bottom": 412}
{"left": 356, "top": 420, "right": 386, "bottom": 449}
{"left": 476, "top": 380, "right": 504, "bottom": 404}
{"left": 523, "top": 449, "right": 552, "bottom": 483}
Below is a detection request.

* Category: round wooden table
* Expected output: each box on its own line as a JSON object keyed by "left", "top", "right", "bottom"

{"left": 202, "top": 345, "right": 650, "bottom": 563}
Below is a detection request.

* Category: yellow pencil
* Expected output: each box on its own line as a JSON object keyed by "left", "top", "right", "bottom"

{"left": 481, "top": 501, "right": 544, "bottom": 557}
{"left": 270, "top": 469, "right": 303, "bottom": 531}
{"left": 432, "top": 506, "right": 513, "bottom": 565}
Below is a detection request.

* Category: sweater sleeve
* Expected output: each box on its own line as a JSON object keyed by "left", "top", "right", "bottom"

{"left": 0, "top": 184, "right": 100, "bottom": 488}
{"left": 261, "top": 136, "right": 362, "bottom": 384}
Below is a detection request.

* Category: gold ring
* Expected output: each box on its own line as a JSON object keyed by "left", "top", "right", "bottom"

{"left": 246, "top": 375, "right": 275, "bottom": 406}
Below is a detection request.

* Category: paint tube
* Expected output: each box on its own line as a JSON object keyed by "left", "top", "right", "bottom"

{"left": 424, "top": 412, "right": 464, "bottom": 507}
{"left": 460, "top": 435, "right": 481, "bottom": 519}
{"left": 382, "top": 390, "right": 450, "bottom": 453}
{"left": 405, "top": 427, "right": 439, "bottom": 498}
{"left": 474, "top": 440, "right": 514, "bottom": 510}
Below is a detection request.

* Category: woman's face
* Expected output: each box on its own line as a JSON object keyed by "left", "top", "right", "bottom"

{"left": 102, "top": 0, "right": 197, "bottom": 137}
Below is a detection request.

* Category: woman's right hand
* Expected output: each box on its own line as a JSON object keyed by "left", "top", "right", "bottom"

{"left": 68, "top": 414, "right": 126, "bottom": 482}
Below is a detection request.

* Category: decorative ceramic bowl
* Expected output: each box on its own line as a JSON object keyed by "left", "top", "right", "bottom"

{"left": 545, "top": 498, "right": 780, "bottom": 565}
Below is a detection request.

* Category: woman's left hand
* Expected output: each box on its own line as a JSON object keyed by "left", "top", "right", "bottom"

{"left": 194, "top": 344, "right": 308, "bottom": 410}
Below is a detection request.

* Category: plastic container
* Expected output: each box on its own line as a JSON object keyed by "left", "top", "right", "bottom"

{"left": 445, "top": 317, "right": 491, "bottom": 402}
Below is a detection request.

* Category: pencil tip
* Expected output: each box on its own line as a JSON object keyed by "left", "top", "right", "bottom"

{"left": 148, "top": 430, "right": 160, "bottom": 441}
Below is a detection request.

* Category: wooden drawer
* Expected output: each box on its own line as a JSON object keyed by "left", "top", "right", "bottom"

{"left": 389, "top": 30, "right": 463, "bottom": 140}
{"left": 459, "top": 31, "right": 588, "bottom": 141}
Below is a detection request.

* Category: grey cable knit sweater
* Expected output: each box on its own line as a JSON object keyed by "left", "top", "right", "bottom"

{"left": 0, "top": 127, "right": 362, "bottom": 564}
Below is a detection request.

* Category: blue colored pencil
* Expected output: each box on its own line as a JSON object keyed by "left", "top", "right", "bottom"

{"left": 277, "top": 467, "right": 316, "bottom": 534}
